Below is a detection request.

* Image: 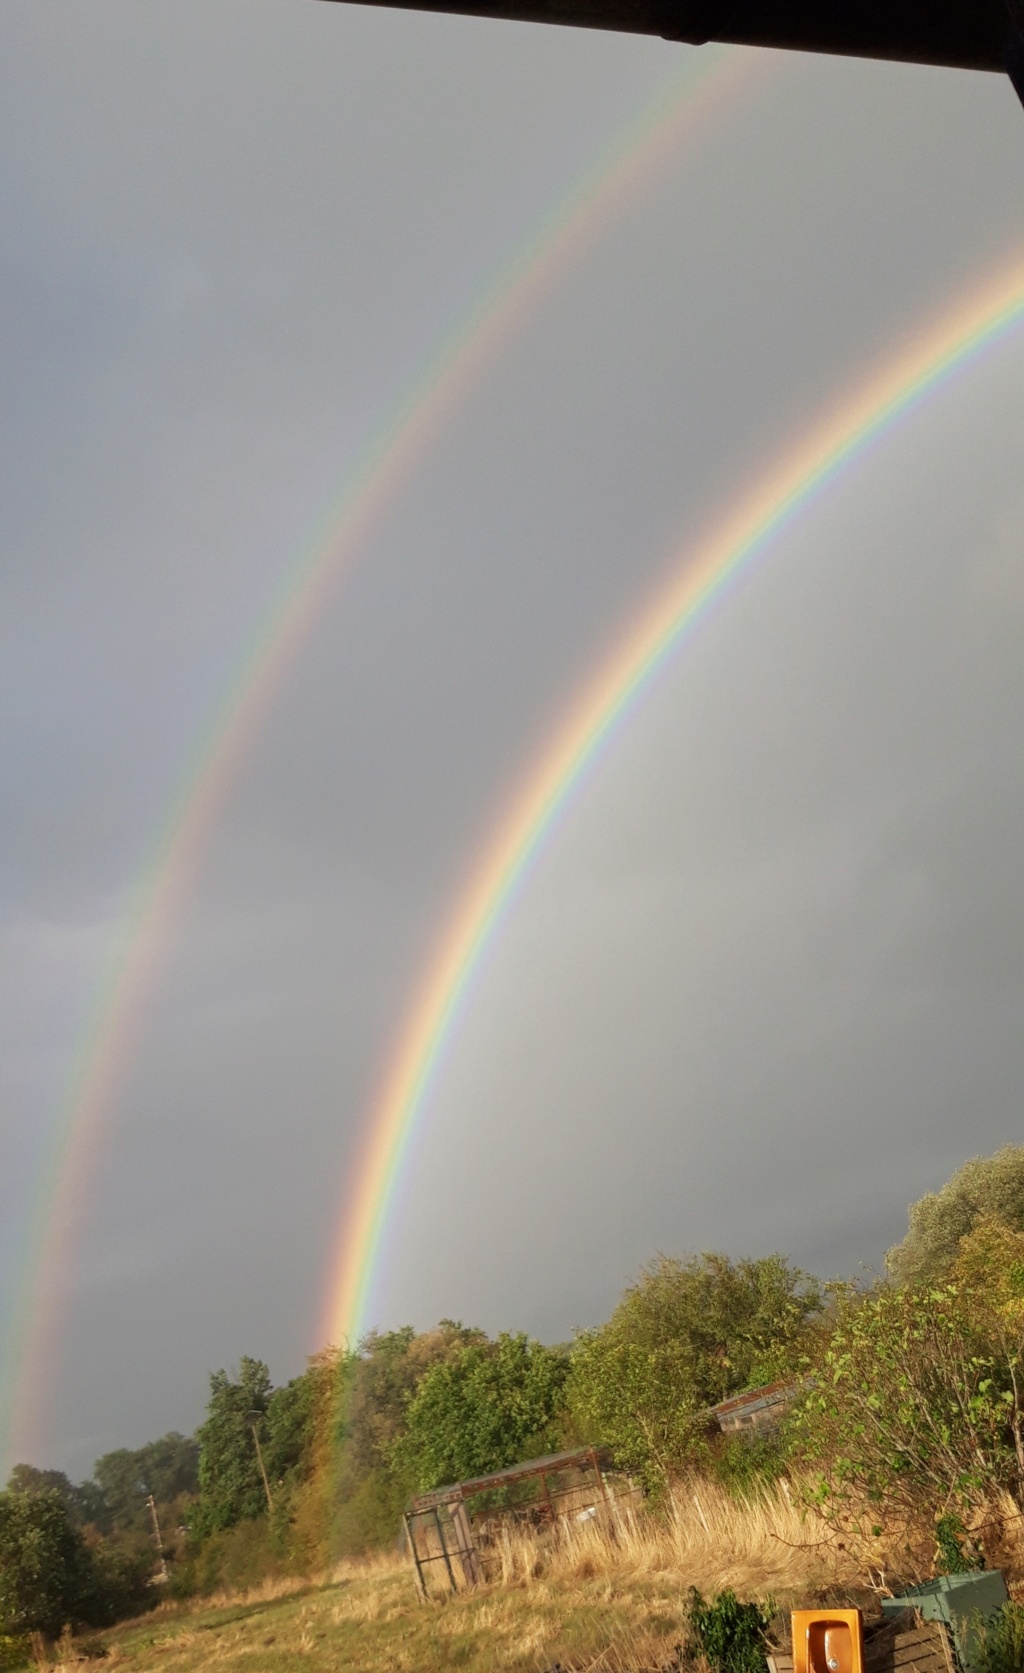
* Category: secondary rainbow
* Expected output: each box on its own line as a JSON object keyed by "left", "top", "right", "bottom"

{"left": 0, "top": 47, "right": 755, "bottom": 1469}
{"left": 323, "top": 256, "right": 1024, "bottom": 1351}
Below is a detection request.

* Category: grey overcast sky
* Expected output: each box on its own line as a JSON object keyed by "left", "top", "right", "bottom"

{"left": 1, "top": 0, "right": 1024, "bottom": 1479}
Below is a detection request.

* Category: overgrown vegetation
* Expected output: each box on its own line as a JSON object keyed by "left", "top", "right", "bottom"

{"left": 973, "top": 1604, "right": 1024, "bottom": 1673}
{"left": 566, "top": 1252, "right": 817, "bottom": 1491}
{"left": 44, "top": 1478, "right": 906, "bottom": 1673}
{"left": 687, "top": 1587, "right": 772, "bottom": 1673}
{"left": 11, "top": 1145, "right": 1024, "bottom": 1664}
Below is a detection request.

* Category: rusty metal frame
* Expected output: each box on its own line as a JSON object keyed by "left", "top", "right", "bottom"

{"left": 403, "top": 1499, "right": 482, "bottom": 1597}
{"left": 404, "top": 1446, "right": 617, "bottom": 1599}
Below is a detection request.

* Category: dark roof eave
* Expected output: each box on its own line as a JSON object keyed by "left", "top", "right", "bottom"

{"left": 321, "top": 0, "right": 1010, "bottom": 74}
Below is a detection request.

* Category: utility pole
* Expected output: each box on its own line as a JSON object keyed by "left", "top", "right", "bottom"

{"left": 146, "top": 1494, "right": 169, "bottom": 1583}
{"left": 251, "top": 1420, "right": 273, "bottom": 1514}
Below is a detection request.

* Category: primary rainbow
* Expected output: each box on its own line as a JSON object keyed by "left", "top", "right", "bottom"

{"left": 0, "top": 46, "right": 755, "bottom": 1469}
{"left": 323, "top": 256, "right": 1024, "bottom": 1351}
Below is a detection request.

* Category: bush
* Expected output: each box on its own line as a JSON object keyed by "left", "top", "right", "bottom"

{"left": 86, "top": 1542, "right": 157, "bottom": 1624}
{"left": 934, "top": 1513, "right": 982, "bottom": 1575}
{"left": 173, "top": 1515, "right": 288, "bottom": 1598}
{"left": 972, "top": 1605, "right": 1024, "bottom": 1673}
{"left": 710, "top": 1433, "right": 788, "bottom": 1499}
{"left": 795, "top": 1279, "right": 1020, "bottom": 1525}
{"left": 329, "top": 1469, "right": 411, "bottom": 1559}
{"left": 687, "top": 1588, "right": 772, "bottom": 1673}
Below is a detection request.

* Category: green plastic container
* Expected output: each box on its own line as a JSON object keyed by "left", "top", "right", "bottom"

{"left": 881, "top": 1571, "right": 1009, "bottom": 1672}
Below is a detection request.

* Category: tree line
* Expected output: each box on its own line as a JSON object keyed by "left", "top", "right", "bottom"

{"left": 4, "top": 1144, "right": 1024, "bottom": 1652}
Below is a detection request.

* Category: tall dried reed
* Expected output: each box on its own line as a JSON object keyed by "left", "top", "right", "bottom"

{"left": 488, "top": 1476, "right": 884, "bottom": 1600}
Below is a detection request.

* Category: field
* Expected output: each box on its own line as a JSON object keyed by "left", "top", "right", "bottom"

{"left": 72, "top": 1480, "right": 935, "bottom": 1673}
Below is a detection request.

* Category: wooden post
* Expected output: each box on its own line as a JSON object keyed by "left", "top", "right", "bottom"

{"left": 450, "top": 1500, "right": 481, "bottom": 1586}
{"left": 435, "top": 1508, "right": 458, "bottom": 1594}
{"left": 590, "top": 1449, "right": 611, "bottom": 1513}
{"left": 146, "top": 1494, "right": 169, "bottom": 1582}
{"left": 403, "top": 1514, "right": 427, "bottom": 1602}
{"left": 539, "top": 1471, "right": 555, "bottom": 1525}
{"left": 251, "top": 1423, "right": 273, "bottom": 1514}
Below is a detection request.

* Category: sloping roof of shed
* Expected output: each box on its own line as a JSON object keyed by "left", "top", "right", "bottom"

{"left": 409, "top": 1446, "right": 610, "bottom": 1512}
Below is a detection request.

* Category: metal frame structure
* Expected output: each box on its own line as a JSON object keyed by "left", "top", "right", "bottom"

{"left": 403, "top": 1446, "right": 613, "bottom": 1598}
{"left": 402, "top": 1499, "right": 482, "bottom": 1599}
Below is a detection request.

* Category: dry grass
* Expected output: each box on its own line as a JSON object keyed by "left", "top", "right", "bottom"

{"left": 50, "top": 1477, "right": 938, "bottom": 1673}
{"left": 480, "top": 1476, "right": 878, "bottom": 1600}
{"left": 970, "top": 1488, "right": 1024, "bottom": 1597}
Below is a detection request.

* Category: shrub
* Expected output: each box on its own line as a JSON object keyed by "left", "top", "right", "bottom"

{"left": 934, "top": 1513, "right": 982, "bottom": 1575}
{"left": 795, "top": 1279, "right": 1019, "bottom": 1525}
{"left": 86, "top": 1542, "right": 157, "bottom": 1624}
{"left": 173, "top": 1514, "right": 289, "bottom": 1598}
{"left": 710, "top": 1433, "right": 788, "bottom": 1499}
{"left": 687, "top": 1587, "right": 772, "bottom": 1673}
{"left": 972, "top": 1605, "right": 1024, "bottom": 1673}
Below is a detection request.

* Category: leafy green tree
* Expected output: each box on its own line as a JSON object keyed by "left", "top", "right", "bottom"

{"left": 321, "top": 1325, "right": 477, "bottom": 1555}
{"left": 392, "top": 1332, "right": 568, "bottom": 1490}
{"left": 343, "top": 1327, "right": 420, "bottom": 1480}
{"left": 135, "top": 1433, "right": 199, "bottom": 1504}
{"left": 94, "top": 1433, "right": 199, "bottom": 1535}
{"left": 887, "top": 1146, "right": 1024, "bottom": 1285}
{"left": 263, "top": 1375, "right": 318, "bottom": 1488}
{"left": 948, "top": 1217, "right": 1024, "bottom": 1495}
{"left": 6, "top": 1466, "right": 109, "bottom": 1534}
{"left": 193, "top": 1357, "right": 274, "bottom": 1536}
{"left": 343, "top": 1323, "right": 482, "bottom": 1481}
{"left": 795, "top": 1275, "right": 1021, "bottom": 1526}
{"left": 566, "top": 1252, "right": 819, "bottom": 1487}
{"left": 0, "top": 1489, "right": 96, "bottom": 1636}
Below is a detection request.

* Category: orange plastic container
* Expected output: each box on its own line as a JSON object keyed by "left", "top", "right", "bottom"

{"left": 791, "top": 1610, "right": 864, "bottom": 1673}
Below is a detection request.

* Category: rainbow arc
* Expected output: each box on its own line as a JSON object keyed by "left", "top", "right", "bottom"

{"left": 0, "top": 47, "right": 752, "bottom": 1469}
{"left": 322, "top": 257, "right": 1024, "bottom": 1351}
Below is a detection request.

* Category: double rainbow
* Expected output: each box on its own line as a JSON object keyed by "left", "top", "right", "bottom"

{"left": 0, "top": 46, "right": 753, "bottom": 1467}
{"left": 5, "top": 41, "right": 1024, "bottom": 1467}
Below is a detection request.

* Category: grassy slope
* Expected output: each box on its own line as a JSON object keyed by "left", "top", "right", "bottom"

{"left": 98, "top": 1561, "right": 693, "bottom": 1672}
{"left": 90, "top": 1477, "right": 1024, "bottom": 1673}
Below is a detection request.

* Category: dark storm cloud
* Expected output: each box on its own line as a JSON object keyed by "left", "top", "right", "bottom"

{"left": 0, "top": 0, "right": 1022, "bottom": 1474}
{"left": 382, "top": 350, "right": 1024, "bottom": 1340}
